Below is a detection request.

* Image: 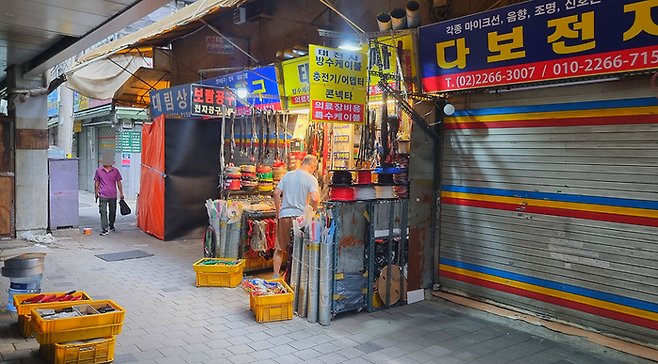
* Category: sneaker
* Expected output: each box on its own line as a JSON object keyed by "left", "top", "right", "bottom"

{"left": 100, "top": 229, "right": 109, "bottom": 236}
{"left": 109, "top": 224, "right": 115, "bottom": 231}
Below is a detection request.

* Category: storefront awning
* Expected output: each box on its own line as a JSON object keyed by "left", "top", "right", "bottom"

{"left": 73, "top": 0, "right": 243, "bottom": 66}
{"left": 66, "top": 0, "right": 243, "bottom": 100}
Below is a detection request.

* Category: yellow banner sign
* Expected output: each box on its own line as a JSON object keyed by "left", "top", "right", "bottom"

{"left": 282, "top": 57, "right": 310, "bottom": 110}
{"left": 368, "top": 34, "right": 416, "bottom": 101}
{"left": 309, "top": 45, "right": 367, "bottom": 124}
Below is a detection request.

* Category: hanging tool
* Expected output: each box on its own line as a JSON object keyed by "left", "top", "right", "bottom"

{"left": 265, "top": 111, "right": 272, "bottom": 163}
{"left": 230, "top": 113, "right": 236, "bottom": 163}
{"left": 219, "top": 107, "right": 226, "bottom": 184}
{"left": 274, "top": 113, "right": 280, "bottom": 163}
{"left": 250, "top": 111, "right": 257, "bottom": 163}
{"left": 283, "top": 113, "right": 289, "bottom": 162}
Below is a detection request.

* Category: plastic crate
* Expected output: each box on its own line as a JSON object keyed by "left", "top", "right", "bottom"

{"left": 194, "top": 258, "right": 245, "bottom": 287}
{"left": 13, "top": 292, "right": 93, "bottom": 316}
{"left": 193, "top": 258, "right": 244, "bottom": 273}
{"left": 34, "top": 323, "right": 123, "bottom": 345}
{"left": 30, "top": 300, "right": 125, "bottom": 335}
{"left": 40, "top": 336, "right": 115, "bottom": 364}
{"left": 249, "top": 278, "right": 294, "bottom": 323}
{"left": 18, "top": 314, "right": 33, "bottom": 337}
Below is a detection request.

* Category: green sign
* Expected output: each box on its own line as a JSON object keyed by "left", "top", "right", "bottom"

{"left": 116, "top": 131, "right": 142, "bottom": 153}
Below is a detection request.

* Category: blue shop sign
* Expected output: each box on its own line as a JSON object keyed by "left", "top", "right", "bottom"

{"left": 419, "top": 0, "right": 658, "bottom": 92}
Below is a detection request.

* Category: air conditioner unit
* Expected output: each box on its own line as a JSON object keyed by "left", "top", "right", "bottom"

{"left": 233, "top": 7, "right": 246, "bottom": 25}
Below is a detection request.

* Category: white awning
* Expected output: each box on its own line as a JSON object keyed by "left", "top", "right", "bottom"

{"left": 66, "top": 0, "right": 242, "bottom": 100}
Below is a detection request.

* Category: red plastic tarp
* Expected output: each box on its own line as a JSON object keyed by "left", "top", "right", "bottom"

{"left": 137, "top": 115, "right": 165, "bottom": 239}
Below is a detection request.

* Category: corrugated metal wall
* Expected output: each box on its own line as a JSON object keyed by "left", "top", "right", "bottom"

{"left": 439, "top": 77, "right": 658, "bottom": 343}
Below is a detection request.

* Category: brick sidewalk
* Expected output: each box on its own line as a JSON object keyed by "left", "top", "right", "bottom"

{"left": 0, "top": 191, "right": 653, "bottom": 364}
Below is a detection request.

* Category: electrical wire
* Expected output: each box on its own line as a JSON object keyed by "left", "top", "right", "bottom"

{"left": 354, "top": 185, "right": 377, "bottom": 200}
{"left": 330, "top": 186, "right": 355, "bottom": 201}
{"left": 331, "top": 170, "right": 353, "bottom": 185}
{"left": 375, "top": 185, "right": 395, "bottom": 199}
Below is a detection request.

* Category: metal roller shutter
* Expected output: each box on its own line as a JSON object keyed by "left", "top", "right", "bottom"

{"left": 439, "top": 76, "right": 658, "bottom": 343}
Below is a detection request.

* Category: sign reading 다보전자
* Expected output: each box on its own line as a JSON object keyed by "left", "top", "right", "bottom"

{"left": 309, "top": 45, "right": 367, "bottom": 124}
{"left": 419, "top": 0, "right": 658, "bottom": 92}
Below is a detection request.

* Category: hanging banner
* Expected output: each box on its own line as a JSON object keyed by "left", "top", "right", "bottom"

{"left": 369, "top": 34, "right": 416, "bottom": 101}
{"left": 47, "top": 89, "right": 59, "bottom": 117}
{"left": 190, "top": 84, "right": 237, "bottom": 117}
{"left": 419, "top": 0, "right": 658, "bottom": 92}
{"left": 309, "top": 45, "right": 367, "bottom": 124}
{"left": 282, "top": 57, "right": 310, "bottom": 110}
{"left": 201, "top": 66, "right": 282, "bottom": 115}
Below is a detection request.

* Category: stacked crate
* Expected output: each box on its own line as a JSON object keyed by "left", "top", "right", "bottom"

{"left": 14, "top": 293, "right": 125, "bottom": 364}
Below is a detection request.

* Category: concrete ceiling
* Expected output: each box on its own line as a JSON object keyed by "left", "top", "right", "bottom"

{"left": 0, "top": 0, "right": 173, "bottom": 89}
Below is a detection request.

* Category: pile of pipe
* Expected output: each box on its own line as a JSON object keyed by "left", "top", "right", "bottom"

{"left": 205, "top": 199, "right": 242, "bottom": 258}
{"left": 289, "top": 206, "right": 334, "bottom": 326}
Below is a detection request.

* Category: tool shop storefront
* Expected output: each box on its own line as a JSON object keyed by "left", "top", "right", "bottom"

{"left": 138, "top": 32, "right": 439, "bottom": 321}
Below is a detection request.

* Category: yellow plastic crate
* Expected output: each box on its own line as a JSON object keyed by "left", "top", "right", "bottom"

{"left": 13, "top": 292, "right": 93, "bottom": 316}
{"left": 18, "top": 314, "right": 33, "bottom": 337}
{"left": 196, "top": 271, "right": 244, "bottom": 287}
{"left": 34, "top": 323, "right": 123, "bottom": 345}
{"left": 30, "top": 300, "right": 125, "bottom": 334}
{"left": 249, "top": 278, "right": 294, "bottom": 323}
{"left": 193, "top": 258, "right": 244, "bottom": 273}
{"left": 194, "top": 258, "right": 245, "bottom": 287}
{"left": 40, "top": 336, "right": 115, "bottom": 364}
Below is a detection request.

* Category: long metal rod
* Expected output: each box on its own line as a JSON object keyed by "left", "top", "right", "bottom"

{"left": 200, "top": 19, "right": 261, "bottom": 65}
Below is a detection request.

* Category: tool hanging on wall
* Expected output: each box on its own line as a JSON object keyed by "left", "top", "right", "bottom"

{"left": 230, "top": 113, "right": 236, "bottom": 163}
{"left": 219, "top": 107, "right": 227, "bottom": 186}
{"left": 265, "top": 111, "right": 272, "bottom": 163}
{"left": 250, "top": 111, "right": 257, "bottom": 163}
{"left": 258, "top": 111, "right": 265, "bottom": 164}
{"left": 274, "top": 113, "right": 280, "bottom": 163}
{"left": 282, "top": 113, "right": 289, "bottom": 162}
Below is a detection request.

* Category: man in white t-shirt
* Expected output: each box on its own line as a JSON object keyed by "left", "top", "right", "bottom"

{"left": 272, "top": 155, "right": 320, "bottom": 278}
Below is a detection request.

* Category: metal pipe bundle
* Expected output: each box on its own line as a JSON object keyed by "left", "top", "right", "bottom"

{"left": 307, "top": 231, "right": 320, "bottom": 323}
{"left": 218, "top": 217, "right": 228, "bottom": 258}
{"left": 297, "top": 236, "right": 310, "bottom": 318}
{"left": 291, "top": 219, "right": 303, "bottom": 311}
{"left": 319, "top": 224, "right": 334, "bottom": 326}
{"left": 225, "top": 222, "right": 240, "bottom": 258}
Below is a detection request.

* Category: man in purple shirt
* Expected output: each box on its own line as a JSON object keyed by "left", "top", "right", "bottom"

{"left": 94, "top": 151, "right": 124, "bottom": 236}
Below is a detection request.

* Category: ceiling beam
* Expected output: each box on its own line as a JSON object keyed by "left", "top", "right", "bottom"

{"left": 24, "top": 0, "right": 171, "bottom": 78}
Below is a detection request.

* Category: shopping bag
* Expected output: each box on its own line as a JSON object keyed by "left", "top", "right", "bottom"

{"left": 119, "top": 199, "right": 131, "bottom": 215}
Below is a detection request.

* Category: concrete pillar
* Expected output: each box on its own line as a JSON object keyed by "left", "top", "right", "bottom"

{"left": 57, "top": 85, "right": 75, "bottom": 156}
{"left": 7, "top": 65, "right": 49, "bottom": 234}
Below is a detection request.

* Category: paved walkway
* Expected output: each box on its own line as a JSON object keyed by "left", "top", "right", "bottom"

{"left": 0, "top": 191, "right": 655, "bottom": 364}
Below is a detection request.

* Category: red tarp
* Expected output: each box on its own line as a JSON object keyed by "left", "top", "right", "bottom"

{"left": 137, "top": 115, "right": 165, "bottom": 239}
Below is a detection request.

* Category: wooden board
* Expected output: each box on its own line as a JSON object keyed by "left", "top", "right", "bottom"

{"left": 378, "top": 264, "right": 407, "bottom": 305}
{"left": 16, "top": 129, "right": 48, "bottom": 149}
{"left": 0, "top": 177, "right": 12, "bottom": 236}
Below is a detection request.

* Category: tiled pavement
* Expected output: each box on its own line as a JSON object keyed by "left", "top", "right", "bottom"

{"left": 0, "top": 191, "right": 655, "bottom": 364}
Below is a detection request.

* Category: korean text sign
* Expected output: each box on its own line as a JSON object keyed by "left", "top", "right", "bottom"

{"left": 282, "top": 57, "right": 310, "bottom": 110}
{"left": 190, "top": 84, "right": 236, "bottom": 117}
{"left": 309, "top": 45, "right": 367, "bottom": 124}
{"left": 419, "top": 0, "right": 658, "bottom": 92}
{"left": 369, "top": 34, "right": 416, "bottom": 101}
{"left": 149, "top": 66, "right": 282, "bottom": 118}
{"left": 201, "top": 66, "right": 282, "bottom": 115}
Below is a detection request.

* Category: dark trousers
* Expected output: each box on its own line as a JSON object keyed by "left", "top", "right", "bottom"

{"left": 99, "top": 197, "right": 117, "bottom": 230}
